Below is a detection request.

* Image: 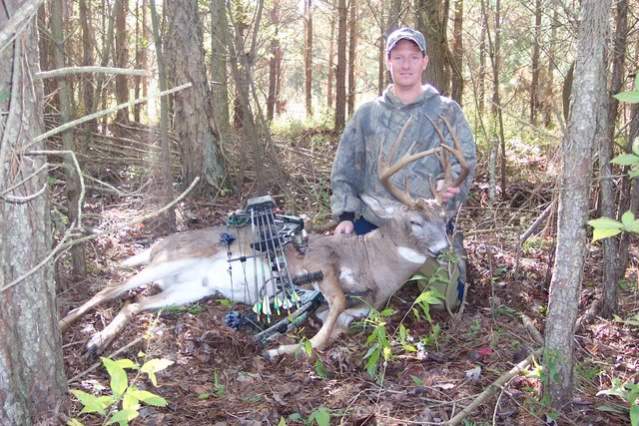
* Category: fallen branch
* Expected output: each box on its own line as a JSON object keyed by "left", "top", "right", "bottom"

{"left": 128, "top": 176, "right": 200, "bottom": 225}
{"left": 446, "top": 348, "right": 543, "bottom": 426}
{"left": 35, "top": 66, "right": 150, "bottom": 79}
{"left": 33, "top": 82, "right": 192, "bottom": 143}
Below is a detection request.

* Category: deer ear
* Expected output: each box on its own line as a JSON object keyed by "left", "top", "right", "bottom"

{"left": 361, "top": 194, "right": 398, "bottom": 220}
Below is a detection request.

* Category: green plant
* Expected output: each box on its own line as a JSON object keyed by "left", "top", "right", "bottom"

{"left": 69, "top": 356, "right": 173, "bottom": 426}
{"left": 597, "top": 378, "right": 639, "bottom": 426}
{"left": 306, "top": 406, "right": 331, "bottom": 426}
{"left": 362, "top": 307, "right": 394, "bottom": 381}
{"left": 197, "top": 370, "right": 226, "bottom": 400}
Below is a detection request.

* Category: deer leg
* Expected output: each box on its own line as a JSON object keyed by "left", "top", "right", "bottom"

{"left": 85, "top": 288, "right": 191, "bottom": 356}
{"left": 59, "top": 284, "right": 131, "bottom": 332}
{"left": 265, "top": 268, "right": 346, "bottom": 358}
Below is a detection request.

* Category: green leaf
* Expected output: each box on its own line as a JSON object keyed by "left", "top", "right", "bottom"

{"left": 611, "top": 153, "right": 639, "bottom": 166}
{"left": 102, "top": 357, "right": 128, "bottom": 397}
{"left": 380, "top": 307, "right": 395, "bottom": 317}
{"left": 411, "top": 375, "right": 424, "bottom": 386}
{"left": 66, "top": 419, "right": 85, "bottom": 426}
{"left": 309, "top": 406, "right": 331, "bottom": 426}
{"left": 595, "top": 404, "right": 628, "bottom": 414}
{"left": 632, "top": 138, "right": 639, "bottom": 156}
{"left": 592, "top": 228, "right": 622, "bottom": 242}
{"left": 314, "top": 359, "right": 329, "bottom": 379}
{"left": 107, "top": 409, "right": 139, "bottom": 426}
{"left": 115, "top": 359, "right": 139, "bottom": 370}
{"left": 278, "top": 417, "right": 287, "bottom": 426}
{"left": 622, "top": 211, "right": 636, "bottom": 228}
{"left": 588, "top": 217, "right": 624, "bottom": 230}
{"left": 630, "top": 169, "right": 639, "bottom": 179}
{"left": 630, "top": 404, "right": 639, "bottom": 426}
{"left": 141, "top": 358, "right": 174, "bottom": 386}
{"left": 122, "top": 390, "right": 141, "bottom": 412}
{"left": 71, "top": 389, "right": 110, "bottom": 415}
{"left": 128, "top": 388, "right": 168, "bottom": 407}
{"left": 614, "top": 91, "right": 639, "bottom": 103}
{"left": 415, "top": 290, "right": 444, "bottom": 305}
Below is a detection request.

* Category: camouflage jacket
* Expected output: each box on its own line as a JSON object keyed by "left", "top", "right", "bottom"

{"left": 330, "top": 84, "right": 477, "bottom": 225}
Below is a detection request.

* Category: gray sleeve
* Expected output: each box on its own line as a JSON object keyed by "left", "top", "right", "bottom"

{"left": 446, "top": 102, "right": 477, "bottom": 209}
{"left": 330, "top": 111, "right": 366, "bottom": 219}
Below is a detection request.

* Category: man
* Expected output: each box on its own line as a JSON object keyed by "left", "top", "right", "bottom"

{"left": 330, "top": 27, "right": 477, "bottom": 312}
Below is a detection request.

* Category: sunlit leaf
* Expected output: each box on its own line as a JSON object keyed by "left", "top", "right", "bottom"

{"left": 66, "top": 419, "right": 85, "bottom": 426}
{"left": 630, "top": 404, "right": 639, "bottom": 426}
{"left": 622, "top": 211, "right": 636, "bottom": 228}
{"left": 102, "top": 357, "right": 128, "bottom": 397}
{"left": 128, "top": 388, "right": 168, "bottom": 407}
{"left": 115, "top": 359, "right": 139, "bottom": 370}
{"left": 71, "top": 389, "right": 109, "bottom": 415}
{"left": 107, "top": 409, "right": 139, "bottom": 426}
{"left": 309, "top": 406, "right": 331, "bottom": 426}
{"left": 141, "top": 358, "right": 174, "bottom": 386}
{"left": 611, "top": 153, "right": 639, "bottom": 166}
{"left": 592, "top": 228, "right": 622, "bottom": 242}
{"left": 614, "top": 91, "right": 639, "bottom": 103}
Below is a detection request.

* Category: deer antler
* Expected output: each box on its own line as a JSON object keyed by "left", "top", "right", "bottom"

{"left": 379, "top": 115, "right": 470, "bottom": 208}
{"left": 378, "top": 117, "right": 441, "bottom": 208}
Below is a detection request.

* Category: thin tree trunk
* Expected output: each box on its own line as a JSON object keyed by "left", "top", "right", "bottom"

{"left": 530, "top": 0, "right": 542, "bottom": 125}
{"left": 600, "top": 0, "right": 628, "bottom": 318}
{"left": 267, "top": 0, "right": 281, "bottom": 121}
{"left": 115, "top": 0, "right": 129, "bottom": 124}
{"left": 543, "top": 9, "right": 558, "bottom": 127}
{"left": 327, "top": 12, "right": 336, "bottom": 109}
{"left": 478, "top": 13, "right": 486, "bottom": 114}
{"left": 95, "top": 0, "right": 118, "bottom": 133}
{"left": 0, "top": 6, "right": 67, "bottom": 422}
{"left": 347, "top": 0, "right": 357, "bottom": 117}
{"left": 450, "top": 0, "right": 463, "bottom": 104}
{"left": 149, "top": 0, "right": 176, "bottom": 231}
{"left": 305, "top": 0, "right": 313, "bottom": 117}
{"left": 416, "top": 0, "right": 450, "bottom": 94}
{"left": 52, "top": 0, "right": 86, "bottom": 278}
{"left": 543, "top": 0, "right": 611, "bottom": 408}
{"left": 211, "top": 0, "right": 230, "bottom": 138}
{"left": 335, "top": 0, "right": 347, "bottom": 130}
{"left": 134, "top": 0, "right": 148, "bottom": 122}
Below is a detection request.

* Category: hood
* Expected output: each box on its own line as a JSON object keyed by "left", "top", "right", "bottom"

{"left": 380, "top": 84, "right": 441, "bottom": 109}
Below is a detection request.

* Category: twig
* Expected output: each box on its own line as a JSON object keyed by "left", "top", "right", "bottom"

{"left": 0, "top": 0, "right": 44, "bottom": 54}
{"left": 0, "top": 162, "right": 49, "bottom": 196}
{"left": 67, "top": 335, "right": 145, "bottom": 384}
{"left": 35, "top": 66, "right": 150, "bottom": 79}
{"left": 446, "top": 348, "right": 543, "bottom": 426}
{"left": 33, "top": 82, "right": 192, "bottom": 143}
{"left": 0, "top": 183, "right": 46, "bottom": 203}
{"left": 128, "top": 176, "right": 200, "bottom": 225}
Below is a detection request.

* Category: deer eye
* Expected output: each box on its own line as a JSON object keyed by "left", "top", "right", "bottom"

{"left": 410, "top": 220, "right": 423, "bottom": 227}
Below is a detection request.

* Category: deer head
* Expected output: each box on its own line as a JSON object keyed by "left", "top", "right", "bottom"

{"left": 373, "top": 115, "right": 470, "bottom": 257}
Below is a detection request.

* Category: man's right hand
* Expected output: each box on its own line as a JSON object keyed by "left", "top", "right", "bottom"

{"left": 334, "top": 220, "right": 354, "bottom": 235}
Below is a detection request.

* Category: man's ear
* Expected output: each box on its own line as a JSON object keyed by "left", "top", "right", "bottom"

{"left": 361, "top": 194, "right": 398, "bottom": 220}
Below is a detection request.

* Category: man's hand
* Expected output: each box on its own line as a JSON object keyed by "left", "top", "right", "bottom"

{"left": 334, "top": 220, "right": 354, "bottom": 235}
{"left": 440, "top": 186, "right": 460, "bottom": 203}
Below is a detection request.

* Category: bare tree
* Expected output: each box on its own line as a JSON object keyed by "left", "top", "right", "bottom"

{"left": 0, "top": 5, "right": 66, "bottom": 422}
{"left": 416, "top": 0, "right": 450, "bottom": 94}
{"left": 529, "top": 0, "right": 542, "bottom": 124}
{"left": 211, "top": 0, "right": 231, "bottom": 138}
{"left": 267, "top": 0, "right": 283, "bottom": 121}
{"left": 165, "top": 0, "right": 225, "bottom": 193}
{"left": 115, "top": 0, "right": 129, "bottom": 124}
{"left": 544, "top": 0, "right": 612, "bottom": 408}
{"left": 450, "top": 0, "right": 463, "bottom": 104}
{"left": 347, "top": 0, "right": 357, "bottom": 116}
{"left": 305, "top": 0, "right": 313, "bottom": 117}
{"left": 335, "top": 0, "right": 347, "bottom": 130}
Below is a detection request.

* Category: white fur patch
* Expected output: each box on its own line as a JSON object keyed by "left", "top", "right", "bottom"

{"left": 339, "top": 267, "right": 355, "bottom": 285}
{"left": 397, "top": 246, "right": 427, "bottom": 264}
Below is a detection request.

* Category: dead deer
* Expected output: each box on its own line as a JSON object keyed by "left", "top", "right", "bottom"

{"left": 59, "top": 117, "right": 469, "bottom": 358}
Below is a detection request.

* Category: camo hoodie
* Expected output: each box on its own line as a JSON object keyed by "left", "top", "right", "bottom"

{"left": 330, "top": 84, "right": 477, "bottom": 225}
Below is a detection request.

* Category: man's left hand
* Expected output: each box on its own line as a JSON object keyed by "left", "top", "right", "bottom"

{"left": 440, "top": 186, "right": 460, "bottom": 203}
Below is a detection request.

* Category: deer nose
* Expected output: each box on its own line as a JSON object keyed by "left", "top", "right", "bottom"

{"left": 430, "top": 240, "right": 449, "bottom": 257}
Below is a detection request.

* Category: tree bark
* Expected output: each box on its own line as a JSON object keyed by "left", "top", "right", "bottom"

{"left": 543, "top": 9, "right": 558, "bottom": 128}
{"left": 416, "top": 0, "right": 450, "bottom": 94}
{"left": 149, "top": 0, "right": 176, "bottom": 231}
{"left": 165, "top": 0, "right": 225, "bottom": 193}
{"left": 211, "top": 0, "right": 230, "bottom": 138}
{"left": 52, "top": 0, "right": 86, "bottom": 278}
{"left": 304, "top": 0, "right": 313, "bottom": 117}
{"left": 529, "top": 0, "right": 542, "bottom": 125}
{"left": 543, "top": 0, "right": 611, "bottom": 409}
{"left": 600, "top": 0, "right": 628, "bottom": 318}
{"left": 450, "top": 0, "right": 463, "bottom": 104}
{"left": 478, "top": 11, "right": 486, "bottom": 114}
{"left": 327, "top": 12, "right": 336, "bottom": 109}
{"left": 0, "top": 7, "right": 67, "bottom": 423}
{"left": 334, "top": 0, "right": 347, "bottom": 130}
{"left": 267, "top": 0, "right": 282, "bottom": 121}
{"left": 115, "top": 0, "right": 129, "bottom": 124}
{"left": 347, "top": 0, "right": 357, "bottom": 117}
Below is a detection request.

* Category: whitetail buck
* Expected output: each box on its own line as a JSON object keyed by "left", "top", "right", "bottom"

{"left": 59, "top": 117, "right": 469, "bottom": 358}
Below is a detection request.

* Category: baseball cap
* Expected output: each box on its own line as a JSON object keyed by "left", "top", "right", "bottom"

{"left": 386, "top": 27, "right": 427, "bottom": 55}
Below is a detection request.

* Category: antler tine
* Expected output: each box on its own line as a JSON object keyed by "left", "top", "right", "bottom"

{"left": 424, "top": 114, "right": 470, "bottom": 192}
{"left": 378, "top": 117, "right": 441, "bottom": 208}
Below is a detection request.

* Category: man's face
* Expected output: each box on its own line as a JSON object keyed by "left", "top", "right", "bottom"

{"left": 386, "top": 39, "right": 429, "bottom": 90}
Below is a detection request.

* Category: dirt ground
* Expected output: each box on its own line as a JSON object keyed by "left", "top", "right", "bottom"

{"left": 56, "top": 135, "right": 638, "bottom": 425}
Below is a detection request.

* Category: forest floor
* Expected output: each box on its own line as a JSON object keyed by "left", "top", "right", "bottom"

{"left": 56, "top": 129, "right": 639, "bottom": 425}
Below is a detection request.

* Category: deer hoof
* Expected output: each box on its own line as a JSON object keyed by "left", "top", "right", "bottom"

{"left": 262, "top": 348, "right": 281, "bottom": 360}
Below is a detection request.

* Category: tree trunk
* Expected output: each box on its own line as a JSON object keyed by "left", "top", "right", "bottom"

{"left": 543, "top": 0, "right": 611, "bottom": 408}
{"left": 543, "top": 8, "right": 558, "bottom": 128}
{"left": 0, "top": 8, "right": 67, "bottom": 423}
{"left": 529, "top": 0, "right": 542, "bottom": 125}
{"left": 165, "top": 0, "right": 225, "bottom": 193}
{"left": 600, "top": 0, "right": 628, "bottom": 318}
{"left": 304, "top": 0, "right": 313, "bottom": 117}
{"left": 52, "top": 0, "right": 86, "bottom": 278}
{"left": 327, "top": 12, "right": 336, "bottom": 109}
{"left": 478, "top": 12, "right": 486, "bottom": 114}
{"left": 134, "top": 0, "right": 148, "bottom": 123}
{"left": 79, "top": 0, "right": 95, "bottom": 123}
{"left": 416, "top": 0, "right": 450, "bottom": 94}
{"left": 347, "top": 0, "right": 357, "bottom": 117}
{"left": 450, "top": 0, "right": 463, "bottom": 104}
{"left": 334, "top": 0, "right": 347, "bottom": 130}
{"left": 267, "top": 0, "right": 282, "bottom": 121}
{"left": 149, "top": 0, "right": 176, "bottom": 231}
{"left": 115, "top": 0, "right": 129, "bottom": 124}
{"left": 211, "top": 0, "right": 231, "bottom": 138}
{"left": 95, "top": 0, "right": 118, "bottom": 134}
